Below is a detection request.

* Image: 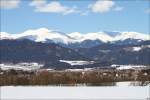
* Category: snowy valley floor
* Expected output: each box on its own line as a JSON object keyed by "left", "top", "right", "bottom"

{"left": 0, "top": 85, "right": 150, "bottom": 100}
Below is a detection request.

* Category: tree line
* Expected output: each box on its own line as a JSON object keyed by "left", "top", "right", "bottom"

{"left": 0, "top": 69, "right": 150, "bottom": 86}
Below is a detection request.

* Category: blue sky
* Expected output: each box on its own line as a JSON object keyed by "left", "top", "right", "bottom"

{"left": 0, "top": 0, "right": 150, "bottom": 34}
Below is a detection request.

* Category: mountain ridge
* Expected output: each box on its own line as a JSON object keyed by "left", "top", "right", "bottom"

{"left": 1, "top": 28, "right": 150, "bottom": 49}
{"left": 1, "top": 28, "right": 149, "bottom": 44}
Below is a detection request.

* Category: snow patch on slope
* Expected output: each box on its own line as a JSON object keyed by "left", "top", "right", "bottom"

{"left": 59, "top": 60, "right": 95, "bottom": 65}
{"left": 132, "top": 47, "right": 142, "bottom": 51}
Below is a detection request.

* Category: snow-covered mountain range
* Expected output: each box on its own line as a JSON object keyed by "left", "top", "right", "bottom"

{"left": 1, "top": 28, "right": 150, "bottom": 68}
{"left": 0, "top": 28, "right": 149, "bottom": 48}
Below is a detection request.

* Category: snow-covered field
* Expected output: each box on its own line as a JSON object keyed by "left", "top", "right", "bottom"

{"left": 0, "top": 63, "right": 43, "bottom": 71}
{"left": 111, "top": 64, "right": 148, "bottom": 70}
{"left": 59, "top": 60, "right": 95, "bottom": 65}
{"left": 1, "top": 86, "right": 149, "bottom": 100}
{"left": 116, "top": 81, "right": 150, "bottom": 86}
{"left": 1, "top": 63, "right": 149, "bottom": 71}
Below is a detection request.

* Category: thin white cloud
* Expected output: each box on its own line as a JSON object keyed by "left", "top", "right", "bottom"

{"left": 0, "top": 0, "right": 20, "bottom": 9}
{"left": 30, "top": 0, "right": 46, "bottom": 7}
{"left": 88, "top": 0, "right": 115, "bottom": 13}
{"left": 113, "top": 6, "right": 124, "bottom": 11}
{"left": 30, "top": 0, "right": 79, "bottom": 15}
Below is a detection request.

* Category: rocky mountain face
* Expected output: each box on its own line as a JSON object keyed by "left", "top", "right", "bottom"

{"left": 76, "top": 41, "right": 150, "bottom": 65}
{"left": 0, "top": 39, "right": 88, "bottom": 69}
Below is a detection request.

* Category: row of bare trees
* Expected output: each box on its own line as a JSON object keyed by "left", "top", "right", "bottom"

{"left": 0, "top": 69, "right": 150, "bottom": 86}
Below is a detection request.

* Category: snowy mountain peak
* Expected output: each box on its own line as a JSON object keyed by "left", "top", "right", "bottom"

{"left": 0, "top": 32, "right": 14, "bottom": 40}
{"left": 15, "top": 28, "right": 51, "bottom": 38}
{"left": 0, "top": 28, "right": 149, "bottom": 45}
{"left": 68, "top": 32, "right": 113, "bottom": 42}
{"left": 68, "top": 32, "right": 83, "bottom": 40}
{"left": 12, "top": 28, "right": 74, "bottom": 44}
{"left": 83, "top": 32, "right": 113, "bottom": 42}
{"left": 114, "top": 32, "right": 150, "bottom": 41}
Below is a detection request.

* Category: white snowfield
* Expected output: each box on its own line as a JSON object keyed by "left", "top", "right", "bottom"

{"left": 0, "top": 63, "right": 149, "bottom": 71}
{"left": 0, "top": 63, "right": 43, "bottom": 71}
{"left": 59, "top": 60, "right": 95, "bottom": 65}
{"left": 123, "top": 45, "right": 150, "bottom": 52}
{"left": 0, "top": 28, "right": 149, "bottom": 44}
{"left": 132, "top": 45, "right": 150, "bottom": 51}
{"left": 132, "top": 47, "right": 142, "bottom": 51}
{"left": 111, "top": 64, "right": 148, "bottom": 70}
{"left": 0, "top": 86, "right": 149, "bottom": 100}
{"left": 65, "top": 68, "right": 94, "bottom": 72}
{"left": 116, "top": 81, "right": 150, "bottom": 86}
